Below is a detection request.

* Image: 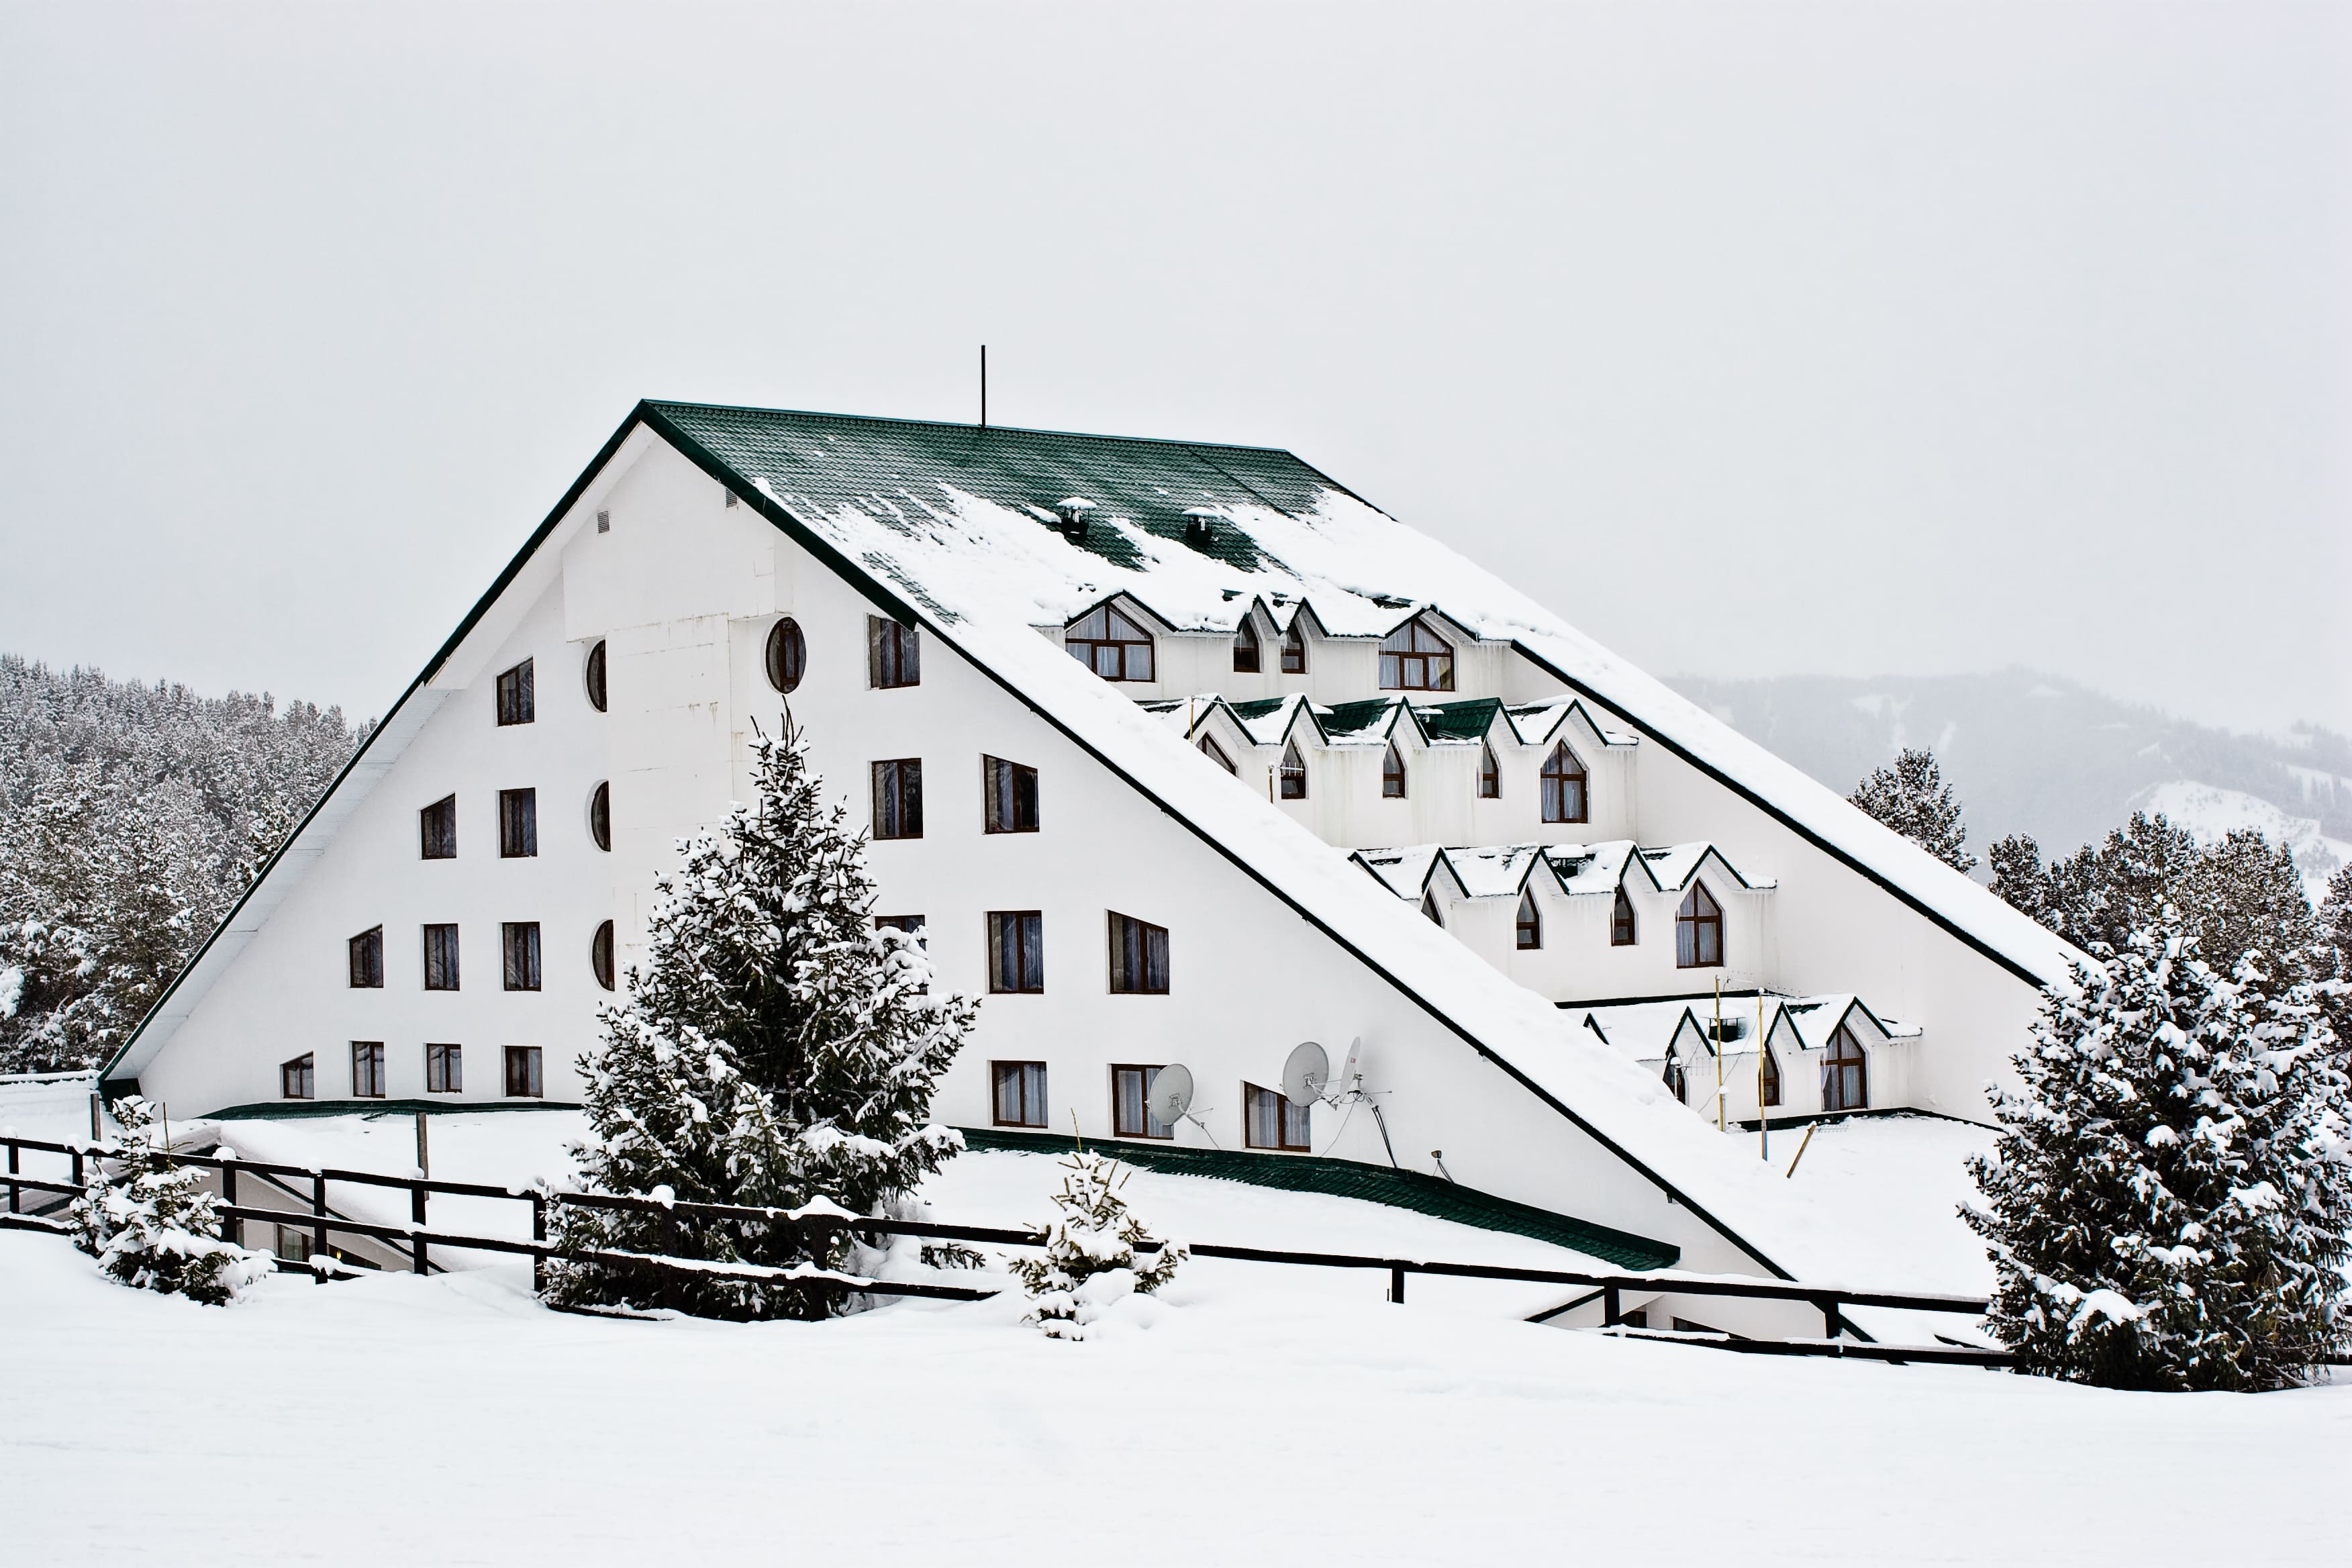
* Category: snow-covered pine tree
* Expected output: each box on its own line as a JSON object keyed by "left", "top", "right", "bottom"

{"left": 1963, "top": 915, "right": 2352, "bottom": 1390}
{"left": 2323, "top": 865, "right": 2352, "bottom": 966}
{"left": 1849, "top": 748, "right": 1975, "bottom": 873}
{"left": 1009, "top": 1148, "right": 1187, "bottom": 1339}
{"left": 70, "top": 1097, "right": 273, "bottom": 1304}
{"left": 1985, "top": 833, "right": 2051, "bottom": 926}
{"left": 544, "top": 716, "right": 977, "bottom": 1320}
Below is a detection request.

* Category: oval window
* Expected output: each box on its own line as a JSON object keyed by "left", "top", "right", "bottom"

{"left": 588, "top": 781, "right": 611, "bottom": 852}
{"left": 584, "top": 640, "right": 608, "bottom": 713}
{"left": 591, "top": 919, "right": 616, "bottom": 992}
{"left": 765, "top": 618, "right": 806, "bottom": 694}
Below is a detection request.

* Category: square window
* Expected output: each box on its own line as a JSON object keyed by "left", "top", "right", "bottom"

{"left": 983, "top": 756, "right": 1040, "bottom": 834}
{"left": 499, "top": 788, "right": 538, "bottom": 858}
{"left": 420, "top": 795, "right": 458, "bottom": 859}
{"left": 495, "top": 659, "right": 535, "bottom": 725}
{"left": 875, "top": 914, "right": 927, "bottom": 948}
{"left": 868, "top": 617, "right": 921, "bottom": 689}
{"left": 423, "top": 924, "right": 460, "bottom": 990}
{"left": 986, "top": 911, "right": 1044, "bottom": 993}
{"left": 1112, "top": 1065, "right": 1176, "bottom": 1140}
{"left": 1107, "top": 912, "right": 1169, "bottom": 994}
{"left": 281, "top": 1052, "right": 315, "bottom": 1100}
{"left": 348, "top": 926, "right": 384, "bottom": 988}
{"left": 1244, "top": 1083, "right": 1310, "bottom": 1152}
{"left": 872, "top": 758, "right": 924, "bottom": 839}
{"left": 351, "top": 1041, "right": 386, "bottom": 1099}
{"left": 991, "top": 1061, "right": 1047, "bottom": 1128}
{"left": 504, "top": 1045, "right": 543, "bottom": 1098}
{"left": 426, "top": 1043, "right": 462, "bottom": 1093}
{"left": 502, "top": 922, "right": 542, "bottom": 991}
{"left": 274, "top": 1223, "right": 315, "bottom": 1263}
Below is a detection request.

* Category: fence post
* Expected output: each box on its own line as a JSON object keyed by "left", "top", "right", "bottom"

{"left": 1603, "top": 1285, "right": 1621, "bottom": 1328}
{"left": 1387, "top": 1265, "right": 1406, "bottom": 1305}
{"left": 311, "top": 1171, "right": 328, "bottom": 1279}
{"left": 70, "top": 1147, "right": 84, "bottom": 1193}
{"left": 530, "top": 1191, "right": 546, "bottom": 1295}
{"left": 411, "top": 1175, "right": 429, "bottom": 1275}
{"left": 1818, "top": 1297, "right": 1841, "bottom": 1340}
{"left": 7, "top": 1141, "right": 17, "bottom": 1215}
{"left": 222, "top": 1159, "right": 240, "bottom": 1246}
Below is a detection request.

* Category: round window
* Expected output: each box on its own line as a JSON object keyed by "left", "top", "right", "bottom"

{"left": 765, "top": 618, "right": 805, "bottom": 694}
{"left": 584, "top": 640, "right": 607, "bottom": 713}
{"left": 588, "top": 781, "right": 611, "bottom": 852}
{"left": 591, "top": 919, "right": 616, "bottom": 992}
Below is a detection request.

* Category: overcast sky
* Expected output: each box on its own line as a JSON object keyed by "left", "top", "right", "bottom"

{"left": 2, "top": 2, "right": 2344, "bottom": 734}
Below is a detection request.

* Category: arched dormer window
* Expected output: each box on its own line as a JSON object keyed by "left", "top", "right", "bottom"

{"left": 1378, "top": 616, "right": 1453, "bottom": 691}
{"left": 1232, "top": 621, "right": 1261, "bottom": 673}
{"left": 1759, "top": 1044, "right": 1783, "bottom": 1108}
{"left": 1515, "top": 890, "right": 1541, "bottom": 950}
{"left": 1611, "top": 887, "right": 1637, "bottom": 946}
{"left": 1065, "top": 603, "right": 1155, "bottom": 682}
{"left": 1381, "top": 742, "right": 1408, "bottom": 799}
{"left": 1663, "top": 1048, "right": 1687, "bottom": 1104}
{"left": 1478, "top": 741, "right": 1500, "bottom": 799}
{"left": 1279, "top": 740, "right": 1308, "bottom": 799}
{"left": 1675, "top": 881, "right": 1724, "bottom": 969}
{"left": 1199, "top": 735, "right": 1236, "bottom": 775}
{"left": 1281, "top": 620, "right": 1307, "bottom": 674}
{"left": 1823, "top": 1024, "right": 1867, "bottom": 1112}
{"left": 1540, "top": 742, "right": 1587, "bottom": 824}
{"left": 1420, "top": 891, "right": 1442, "bottom": 926}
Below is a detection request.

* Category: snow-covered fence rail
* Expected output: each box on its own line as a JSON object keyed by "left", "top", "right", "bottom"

{"left": 2, "top": 1132, "right": 2008, "bottom": 1361}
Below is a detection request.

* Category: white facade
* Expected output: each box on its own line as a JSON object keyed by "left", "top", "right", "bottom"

{"left": 105, "top": 403, "right": 2084, "bottom": 1300}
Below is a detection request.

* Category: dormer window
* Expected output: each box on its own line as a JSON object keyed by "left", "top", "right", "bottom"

{"left": 1420, "top": 891, "right": 1442, "bottom": 926}
{"left": 1381, "top": 742, "right": 1408, "bottom": 799}
{"left": 1515, "top": 891, "right": 1541, "bottom": 950}
{"left": 1676, "top": 881, "right": 1724, "bottom": 969}
{"left": 1199, "top": 736, "right": 1236, "bottom": 775}
{"left": 1540, "top": 743, "right": 1588, "bottom": 824}
{"left": 1232, "top": 621, "right": 1261, "bottom": 673}
{"left": 1479, "top": 742, "right": 1500, "bottom": 799}
{"left": 1378, "top": 617, "right": 1453, "bottom": 691}
{"left": 1065, "top": 604, "right": 1155, "bottom": 682}
{"left": 1759, "top": 1046, "right": 1783, "bottom": 1108}
{"left": 1611, "top": 887, "right": 1637, "bottom": 946}
{"left": 1279, "top": 740, "right": 1308, "bottom": 799}
{"left": 1281, "top": 621, "right": 1307, "bottom": 674}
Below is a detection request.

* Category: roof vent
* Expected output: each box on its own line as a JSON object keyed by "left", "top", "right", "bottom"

{"left": 1052, "top": 497, "right": 1097, "bottom": 537}
{"left": 1181, "top": 505, "right": 1222, "bottom": 543}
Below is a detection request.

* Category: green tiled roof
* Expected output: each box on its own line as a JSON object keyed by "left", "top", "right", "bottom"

{"left": 1418, "top": 697, "right": 1503, "bottom": 742}
{"left": 959, "top": 1127, "right": 1678, "bottom": 1270}
{"left": 1227, "top": 697, "right": 1289, "bottom": 721}
{"left": 1318, "top": 698, "right": 1397, "bottom": 739}
{"left": 646, "top": 402, "right": 1369, "bottom": 577}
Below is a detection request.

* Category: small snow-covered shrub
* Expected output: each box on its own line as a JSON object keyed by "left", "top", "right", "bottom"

{"left": 1965, "top": 916, "right": 2352, "bottom": 1390}
{"left": 1010, "top": 1150, "right": 1186, "bottom": 1340}
{"left": 70, "top": 1097, "right": 271, "bottom": 1305}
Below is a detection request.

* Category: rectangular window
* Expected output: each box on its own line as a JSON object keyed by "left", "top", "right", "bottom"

{"left": 273, "top": 1223, "right": 315, "bottom": 1263}
{"left": 987, "top": 911, "right": 1044, "bottom": 993}
{"left": 874, "top": 914, "right": 927, "bottom": 948}
{"left": 426, "top": 1042, "right": 462, "bottom": 1094}
{"left": 983, "top": 756, "right": 1040, "bottom": 834}
{"left": 871, "top": 758, "right": 924, "bottom": 839}
{"left": 1112, "top": 1065, "right": 1176, "bottom": 1140}
{"left": 868, "top": 616, "right": 921, "bottom": 689}
{"left": 502, "top": 922, "right": 542, "bottom": 991}
{"left": 495, "top": 658, "right": 535, "bottom": 725}
{"left": 499, "top": 788, "right": 538, "bottom": 857}
{"left": 504, "top": 1045, "right": 543, "bottom": 1098}
{"left": 991, "top": 1061, "right": 1048, "bottom": 1128}
{"left": 420, "top": 795, "right": 457, "bottom": 859}
{"left": 1244, "top": 1083, "right": 1311, "bottom": 1152}
{"left": 1107, "top": 912, "right": 1170, "bottom": 994}
{"left": 348, "top": 926, "right": 384, "bottom": 988}
{"left": 281, "top": 1052, "right": 315, "bottom": 1100}
{"left": 351, "top": 1041, "right": 386, "bottom": 1099}
{"left": 423, "top": 924, "right": 460, "bottom": 991}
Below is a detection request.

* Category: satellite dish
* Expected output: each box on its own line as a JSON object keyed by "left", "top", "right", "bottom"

{"left": 1146, "top": 1064, "right": 1195, "bottom": 1125}
{"left": 1283, "top": 1041, "right": 1331, "bottom": 1106}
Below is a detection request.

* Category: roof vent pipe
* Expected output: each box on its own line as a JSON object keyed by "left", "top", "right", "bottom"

{"left": 1052, "top": 497, "right": 1097, "bottom": 536}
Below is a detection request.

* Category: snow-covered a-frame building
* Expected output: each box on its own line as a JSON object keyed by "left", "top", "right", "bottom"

{"left": 101, "top": 401, "right": 2075, "bottom": 1298}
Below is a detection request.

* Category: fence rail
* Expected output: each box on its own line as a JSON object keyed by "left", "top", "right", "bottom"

{"left": 2, "top": 1132, "right": 2008, "bottom": 1365}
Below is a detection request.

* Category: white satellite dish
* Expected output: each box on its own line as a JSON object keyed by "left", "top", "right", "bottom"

{"left": 1146, "top": 1064, "right": 1195, "bottom": 1126}
{"left": 1283, "top": 1040, "right": 1332, "bottom": 1106}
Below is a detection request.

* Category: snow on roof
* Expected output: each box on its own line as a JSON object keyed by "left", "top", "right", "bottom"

{"left": 1353, "top": 841, "right": 1774, "bottom": 902}
{"left": 1580, "top": 993, "right": 1921, "bottom": 1067}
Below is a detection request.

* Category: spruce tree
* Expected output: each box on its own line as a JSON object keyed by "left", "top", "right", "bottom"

{"left": 1010, "top": 1148, "right": 1187, "bottom": 1340}
{"left": 1850, "top": 748, "right": 1975, "bottom": 873}
{"left": 544, "top": 718, "right": 977, "bottom": 1320}
{"left": 1963, "top": 916, "right": 2352, "bottom": 1390}
{"left": 70, "top": 1097, "right": 273, "bottom": 1304}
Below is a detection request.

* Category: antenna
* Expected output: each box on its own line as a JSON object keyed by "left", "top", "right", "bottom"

{"left": 1281, "top": 1041, "right": 1330, "bottom": 1108}
{"left": 979, "top": 344, "right": 987, "bottom": 428}
{"left": 1146, "top": 1064, "right": 1220, "bottom": 1147}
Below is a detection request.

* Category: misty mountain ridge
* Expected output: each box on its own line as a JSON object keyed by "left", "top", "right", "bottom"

{"left": 1666, "top": 669, "right": 2350, "bottom": 903}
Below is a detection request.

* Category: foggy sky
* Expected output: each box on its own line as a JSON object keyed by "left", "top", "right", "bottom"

{"left": 2, "top": 2, "right": 2344, "bottom": 734}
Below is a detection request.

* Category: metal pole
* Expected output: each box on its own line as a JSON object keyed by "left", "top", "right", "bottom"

{"left": 1713, "top": 977, "right": 1726, "bottom": 1133}
{"left": 89, "top": 1092, "right": 101, "bottom": 1142}
{"left": 1757, "top": 991, "right": 1770, "bottom": 1161}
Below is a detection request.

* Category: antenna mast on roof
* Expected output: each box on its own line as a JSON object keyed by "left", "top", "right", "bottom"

{"left": 979, "top": 344, "right": 987, "bottom": 428}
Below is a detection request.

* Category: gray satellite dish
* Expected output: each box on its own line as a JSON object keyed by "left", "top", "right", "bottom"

{"left": 1283, "top": 1040, "right": 1332, "bottom": 1106}
{"left": 1146, "top": 1064, "right": 1195, "bottom": 1125}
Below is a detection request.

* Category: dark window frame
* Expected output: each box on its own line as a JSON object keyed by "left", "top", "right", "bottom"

{"left": 982, "top": 756, "right": 1040, "bottom": 834}
{"left": 991, "top": 1060, "right": 1048, "bottom": 1128}
{"left": 986, "top": 910, "right": 1044, "bottom": 994}
{"left": 502, "top": 922, "right": 542, "bottom": 992}
{"left": 1381, "top": 742, "right": 1408, "bottom": 799}
{"left": 1822, "top": 1024, "right": 1868, "bottom": 1113}
{"left": 504, "top": 1045, "right": 544, "bottom": 1099}
{"left": 1540, "top": 742, "right": 1589, "bottom": 824}
{"left": 867, "top": 616, "right": 921, "bottom": 689}
{"left": 426, "top": 1042, "right": 462, "bottom": 1094}
{"left": 1244, "top": 1083, "right": 1311, "bottom": 1152}
{"left": 1377, "top": 617, "right": 1454, "bottom": 692}
{"left": 420, "top": 795, "right": 457, "bottom": 860}
{"left": 1107, "top": 912, "right": 1170, "bottom": 995}
{"left": 1611, "top": 887, "right": 1638, "bottom": 946}
{"left": 1064, "top": 604, "right": 1155, "bottom": 683}
{"left": 499, "top": 788, "right": 538, "bottom": 859}
{"left": 1280, "top": 621, "right": 1307, "bottom": 675}
{"left": 348, "top": 926, "right": 384, "bottom": 988}
{"left": 1675, "top": 881, "right": 1724, "bottom": 969}
{"left": 871, "top": 758, "right": 924, "bottom": 840}
{"left": 423, "top": 924, "right": 460, "bottom": 991}
{"left": 1112, "top": 1064, "right": 1175, "bottom": 1140}
{"left": 1515, "top": 891, "right": 1541, "bottom": 950}
{"left": 1478, "top": 742, "right": 1500, "bottom": 799}
{"left": 1199, "top": 735, "right": 1236, "bottom": 775}
{"left": 351, "top": 1040, "right": 386, "bottom": 1099}
{"left": 1759, "top": 1045, "right": 1782, "bottom": 1108}
{"left": 875, "top": 914, "right": 928, "bottom": 948}
{"left": 1279, "top": 740, "right": 1308, "bottom": 799}
{"left": 281, "top": 1052, "right": 315, "bottom": 1101}
{"left": 1421, "top": 891, "right": 1443, "bottom": 926}
{"left": 584, "top": 640, "right": 607, "bottom": 713}
{"left": 766, "top": 618, "right": 807, "bottom": 694}
{"left": 1232, "top": 620, "right": 1261, "bottom": 673}
{"left": 495, "top": 659, "right": 535, "bottom": 726}
{"left": 591, "top": 920, "right": 616, "bottom": 991}
{"left": 588, "top": 781, "right": 611, "bottom": 852}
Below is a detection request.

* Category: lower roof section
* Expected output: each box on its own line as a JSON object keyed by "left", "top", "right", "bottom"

{"left": 960, "top": 1126, "right": 1679, "bottom": 1270}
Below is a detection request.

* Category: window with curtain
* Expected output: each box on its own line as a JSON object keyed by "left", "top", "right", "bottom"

{"left": 1611, "top": 887, "right": 1638, "bottom": 946}
{"left": 1675, "top": 882, "right": 1723, "bottom": 969}
{"left": 871, "top": 758, "right": 924, "bottom": 839}
{"left": 1232, "top": 621, "right": 1261, "bottom": 673}
{"left": 281, "top": 1053, "right": 314, "bottom": 1100}
{"left": 987, "top": 911, "right": 1044, "bottom": 993}
{"left": 1515, "top": 891, "right": 1541, "bottom": 950}
{"left": 1112, "top": 1066, "right": 1176, "bottom": 1139}
{"left": 505, "top": 1046, "right": 543, "bottom": 1098}
{"left": 1479, "top": 742, "right": 1500, "bottom": 799}
{"left": 1244, "top": 1083, "right": 1310, "bottom": 1151}
{"left": 1382, "top": 742, "right": 1407, "bottom": 799}
{"left": 983, "top": 756, "right": 1040, "bottom": 834}
{"left": 495, "top": 659, "right": 535, "bottom": 725}
{"left": 423, "top": 924, "right": 460, "bottom": 990}
{"left": 502, "top": 922, "right": 542, "bottom": 991}
{"left": 1107, "top": 912, "right": 1170, "bottom": 993}
{"left": 350, "top": 1041, "right": 386, "bottom": 1099}
{"left": 1279, "top": 740, "right": 1308, "bottom": 799}
{"left": 426, "top": 1042, "right": 462, "bottom": 1093}
{"left": 1540, "top": 744, "right": 1587, "bottom": 824}
{"left": 420, "top": 795, "right": 457, "bottom": 860}
{"left": 1280, "top": 622, "right": 1307, "bottom": 674}
{"left": 1377, "top": 617, "right": 1453, "bottom": 691}
{"left": 499, "top": 788, "right": 538, "bottom": 858}
{"left": 765, "top": 618, "right": 806, "bottom": 693}
{"left": 1064, "top": 604, "right": 1155, "bottom": 682}
{"left": 348, "top": 926, "right": 383, "bottom": 988}
{"left": 1822, "top": 1025, "right": 1867, "bottom": 1112}
{"left": 992, "top": 1061, "right": 1048, "bottom": 1127}
{"left": 867, "top": 616, "right": 921, "bottom": 688}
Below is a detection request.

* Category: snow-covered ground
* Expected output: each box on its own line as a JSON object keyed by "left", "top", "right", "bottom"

{"left": 4, "top": 1228, "right": 2346, "bottom": 1566}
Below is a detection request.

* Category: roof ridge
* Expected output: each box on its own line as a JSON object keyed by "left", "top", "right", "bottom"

{"left": 640, "top": 397, "right": 1308, "bottom": 460}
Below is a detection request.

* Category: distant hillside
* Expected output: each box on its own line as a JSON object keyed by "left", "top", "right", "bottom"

{"left": 1665, "top": 669, "right": 2351, "bottom": 901}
